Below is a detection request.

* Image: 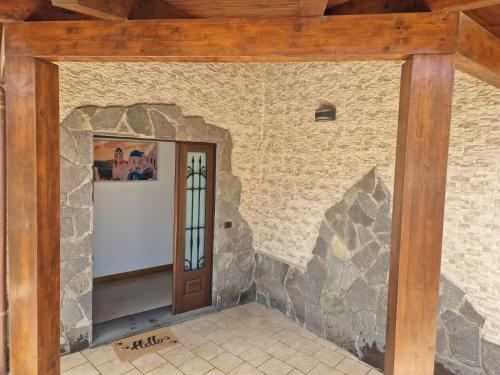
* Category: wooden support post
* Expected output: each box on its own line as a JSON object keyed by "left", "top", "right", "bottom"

{"left": 5, "top": 57, "right": 60, "bottom": 375}
{"left": 385, "top": 54, "right": 455, "bottom": 375}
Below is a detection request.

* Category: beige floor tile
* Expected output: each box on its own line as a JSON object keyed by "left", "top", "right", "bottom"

{"left": 206, "top": 328, "right": 235, "bottom": 345}
{"left": 290, "top": 338, "right": 323, "bottom": 356}
{"left": 264, "top": 310, "right": 286, "bottom": 323}
{"left": 210, "top": 352, "right": 244, "bottom": 373}
{"left": 131, "top": 352, "right": 167, "bottom": 373}
{"left": 239, "top": 347, "right": 271, "bottom": 367}
{"left": 221, "top": 337, "right": 252, "bottom": 356}
{"left": 190, "top": 319, "right": 218, "bottom": 337}
{"left": 204, "top": 312, "right": 227, "bottom": 323}
{"left": 295, "top": 327, "right": 318, "bottom": 341}
{"left": 258, "top": 358, "right": 293, "bottom": 375}
{"left": 81, "top": 345, "right": 117, "bottom": 367}
{"left": 216, "top": 317, "right": 243, "bottom": 331}
{"left": 161, "top": 346, "right": 196, "bottom": 367}
{"left": 178, "top": 356, "right": 214, "bottom": 375}
{"left": 95, "top": 358, "right": 134, "bottom": 375}
{"left": 335, "top": 357, "right": 371, "bottom": 375}
{"left": 367, "top": 368, "right": 384, "bottom": 375}
{"left": 122, "top": 370, "right": 142, "bottom": 375}
{"left": 193, "top": 342, "right": 225, "bottom": 361}
{"left": 314, "top": 337, "right": 339, "bottom": 350}
{"left": 230, "top": 324, "right": 260, "bottom": 339}
{"left": 276, "top": 318, "right": 301, "bottom": 331}
{"left": 61, "top": 352, "right": 89, "bottom": 372}
{"left": 309, "top": 363, "right": 344, "bottom": 375}
{"left": 288, "top": 370, "right": 305, "bottom": 375}
{"left": 62, "top": 362, "right": 99, "bottom": 375}
{"left": 145, "top": 362, "right": 183, "bottom": 375}
{"left": 247, "top": 333, "right": 279, "bottom": 350}
{"left": 265, "top": 342, "right": 297, "bottom": 361}
{"left": 243, "top": 303, "right": 268, "bottom": 316}
{"left": 273, "top": 330, "right": 300, "bottom": 346}
{"left": 286, "top": 352, "right": 319, "bottom": 373}
{"left": 313, "top": 346, "right": 346, "bottom": 368}
{"left": 336, "top": 347, "right": 359, "bottom": 360}
{"left": 181, "top": 332, "right": 210, "bottom": 349}
{"left": 205, "top": 369, "right": 225, "bottom": 375}
{"left": 156, "top": 342, "right": 182, "bottom": 356}
{"left": 229, "top": 362, "right": 265, "bottom": 375}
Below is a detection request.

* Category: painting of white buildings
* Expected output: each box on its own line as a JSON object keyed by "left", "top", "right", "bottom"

{"left": 93, "top": 139, "right": 158, "bottom": 181}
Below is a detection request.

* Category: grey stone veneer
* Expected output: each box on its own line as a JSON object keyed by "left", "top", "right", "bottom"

{"left": 60, "top": 104, "right": 255, "bottom": 354}
{"left": 255, "top": 168, "right": 500, "bottom": 375}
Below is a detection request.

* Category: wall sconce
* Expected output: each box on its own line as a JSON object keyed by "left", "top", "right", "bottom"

{"left": 315, "top": 106, "right": 336, "bottom": 122}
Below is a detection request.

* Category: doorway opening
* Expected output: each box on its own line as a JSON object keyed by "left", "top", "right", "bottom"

{"left": 91, "top": 137, "right": 216, "bottom": 345}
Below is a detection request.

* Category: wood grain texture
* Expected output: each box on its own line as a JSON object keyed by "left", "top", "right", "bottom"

{"left": 6, "top": 57, "right": 60, "bottom": 375}
{"left": 3, "top": 12, "right": 459, "bottom": 62}
{"left": 385, "top": 54, "right": 455, "bottom": 375}
{"left": 0, "top": 0, "right": 43, "bottom": 21}
{"left": 51, "top": 0, "right": 135, "bottom": 20}
{"left": 426, "top": 0, "right": 500, "bottom": 11}
{"left": 0, "top": 0, "right": 89, "bottom": 22}
{"left": 129, "top": 0, "right": 192, "bottom": 19}
{"left": 0, "top": 84, "right": 7, "bottom": 375}
{"left": 465, "top": 4, "right": 500, "bottom": 37}
{"left": 165, "top": 0, "right": 299, "bottom": 18}
{"left": 173, "top": 143, "right": 214, "bottom": 314}
{"left": 328, "top": 0, "right": 423, "bottom": 14}
{"left": 456, "top": 13, "right": 500, "bottom": 88}
{"left": 299, "top": 0, "right": 328, "bottom": 16}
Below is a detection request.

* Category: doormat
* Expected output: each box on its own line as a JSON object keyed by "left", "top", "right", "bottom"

{"left": 111, "top": 327, "right": 180, "bottom": 362}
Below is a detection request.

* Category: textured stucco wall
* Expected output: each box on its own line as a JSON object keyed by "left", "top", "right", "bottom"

{"left": 58, "top": 62, "right": 500, "bottom": 344}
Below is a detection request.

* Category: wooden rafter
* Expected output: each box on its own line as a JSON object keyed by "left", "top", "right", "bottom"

{"left": 455, "top": 13, "right": 500, "bottom": 88}
{"left": 3, "top": 12, "right": 459, "bottom": 62}
{"left": 299, "top": 0, "right": 328, "bottom": 16}
{"left": 129, "top": 0, "right": 192, "bottom": 19}
{"left": 328, "top": 0, "right": 423, "bottom": 15}
{"left": 51, "top": 0, "right": 135, "bottom": 20}
{"left": 426, "top": 0, "right": 500, "bottom": 11}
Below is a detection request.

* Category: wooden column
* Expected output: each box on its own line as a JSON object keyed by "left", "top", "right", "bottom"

{"left": 0, "top": 84, "right": 7, "bottom": 375}
{"left": 385, "top": 54, "right": 455, "bottom": 375}
{"left": 5, "top": 57, "right": 60, "bottom": 375}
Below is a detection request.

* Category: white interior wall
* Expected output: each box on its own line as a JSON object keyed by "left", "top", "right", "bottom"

{"left": 93, "top": 141, "right": 176, "bottom": 277}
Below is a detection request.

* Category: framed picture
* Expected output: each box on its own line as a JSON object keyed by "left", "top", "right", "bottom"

{"left": 93, "top": 138, "right": 158, "bottom": 181}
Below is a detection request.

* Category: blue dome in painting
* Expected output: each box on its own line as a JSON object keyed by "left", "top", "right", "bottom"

{"left": 130, "top": 150, "right": 143, "bottom": 157}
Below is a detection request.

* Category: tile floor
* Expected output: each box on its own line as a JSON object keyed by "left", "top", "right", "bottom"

{"left": 93, "top": 271, "right": 173, "bottom": 323}
{"left": 61, "top": 302, "right": 382, "bottom": 375}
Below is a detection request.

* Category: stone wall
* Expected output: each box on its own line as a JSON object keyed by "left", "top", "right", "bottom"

{"left": 255, "top": 169, "right": 500, "bottom": 375}
{"left": 60, "top": 104, "right": 255, "bottom": 354}
{"left": 58, "top": 62, "right": 500, "bottom": 343}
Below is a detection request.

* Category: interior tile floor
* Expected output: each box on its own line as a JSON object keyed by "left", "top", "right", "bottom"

{"left": 93, "top": 270, "right": 173, "bottom": 324}
{"left": 62, "top": 302, "right": 381, "bottom": 375}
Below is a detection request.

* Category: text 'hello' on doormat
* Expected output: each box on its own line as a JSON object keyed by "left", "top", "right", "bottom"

{"left": 111, "top": 327, "right": 180, "bottom": 362}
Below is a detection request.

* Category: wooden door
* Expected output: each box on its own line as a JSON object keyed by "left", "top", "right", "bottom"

{"left": 173, "top": 143, "right": 215, "bottom": 314}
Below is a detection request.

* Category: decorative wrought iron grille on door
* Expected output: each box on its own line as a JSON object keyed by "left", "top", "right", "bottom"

{"left": 184, "top": 152, "right": 207, "bottom": 271}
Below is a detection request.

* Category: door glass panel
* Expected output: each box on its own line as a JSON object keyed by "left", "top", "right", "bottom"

{"left": 185, "top": 152, "right": 207, "bottom": 271}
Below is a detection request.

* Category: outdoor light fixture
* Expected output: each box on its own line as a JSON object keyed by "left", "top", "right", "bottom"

{"left": 315, "top": 106, "right": 336, "bottom": 122}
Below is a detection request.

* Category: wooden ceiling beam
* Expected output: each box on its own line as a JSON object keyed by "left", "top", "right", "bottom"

{"left": 0, "top": 0, "right": 42, "bottom": 22}
{"left": 425, "top": 0, "right": 500, "bottom": 11}
{"left": 328, "top": 0, "right": 425, "bottom": 15}
{"left": 129, "top": 0, "right": 192, "bottom": 19}
{"left": 3, "top": 12, "right": 459, "bottom": 62}
{"left": 299, "top": 0, "right": 328, "bottom": 16}
{"left": 51, "top": 0, "right": 135, "bottom": 20}
{"left": 455, "top": 13, "right": 500, "bottom": 87}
